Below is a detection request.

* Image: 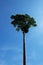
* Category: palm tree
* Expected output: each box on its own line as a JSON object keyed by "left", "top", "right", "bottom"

{"left": 10, "top": 14, "right": 37, "bottom": 65}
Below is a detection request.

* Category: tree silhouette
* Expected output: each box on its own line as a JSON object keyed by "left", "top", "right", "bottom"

{"left": 10, "top": 14, "right": 37, "bottom": 65}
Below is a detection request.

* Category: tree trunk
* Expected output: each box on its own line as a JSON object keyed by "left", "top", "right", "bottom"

{"left": 23, "top": 32, "right": 26, "bottom": 65}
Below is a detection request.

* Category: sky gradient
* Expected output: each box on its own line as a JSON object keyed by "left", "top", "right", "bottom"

{"left": 0, "top": 0, "right": 43, "bottom": 65}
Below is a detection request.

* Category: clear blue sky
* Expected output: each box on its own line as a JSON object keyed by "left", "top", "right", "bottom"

{"left": 0, "top": 0, "right": 43, "bottom": 65}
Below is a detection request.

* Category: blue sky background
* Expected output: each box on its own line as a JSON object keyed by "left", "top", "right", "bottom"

{"left": 0, "top": 0, "right": 43, "bottom": 65}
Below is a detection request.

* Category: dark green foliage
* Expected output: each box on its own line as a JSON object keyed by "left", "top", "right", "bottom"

{"left": 11, "top": 14, "right": 37, "bottom": 33}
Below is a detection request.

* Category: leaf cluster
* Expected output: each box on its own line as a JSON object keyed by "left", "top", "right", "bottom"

{"left": 11, "top": 14, "right": 37, "bottom": 33}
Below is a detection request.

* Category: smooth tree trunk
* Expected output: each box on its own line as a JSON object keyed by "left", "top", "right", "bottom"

{"left": 23, "top": 32, "right": 26, "bottom": 65}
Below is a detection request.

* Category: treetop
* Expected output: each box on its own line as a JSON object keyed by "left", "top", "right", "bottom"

{"left": 11, "top": 14, "right": 37, "bottom": 33}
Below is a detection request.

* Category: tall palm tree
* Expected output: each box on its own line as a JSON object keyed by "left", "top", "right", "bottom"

{"left": 10, "top": 14, "right": 37, "bottom": 65}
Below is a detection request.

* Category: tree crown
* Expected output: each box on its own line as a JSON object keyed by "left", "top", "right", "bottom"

{"left": 11, "top": 14, "right": 37, "bottom": 33}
